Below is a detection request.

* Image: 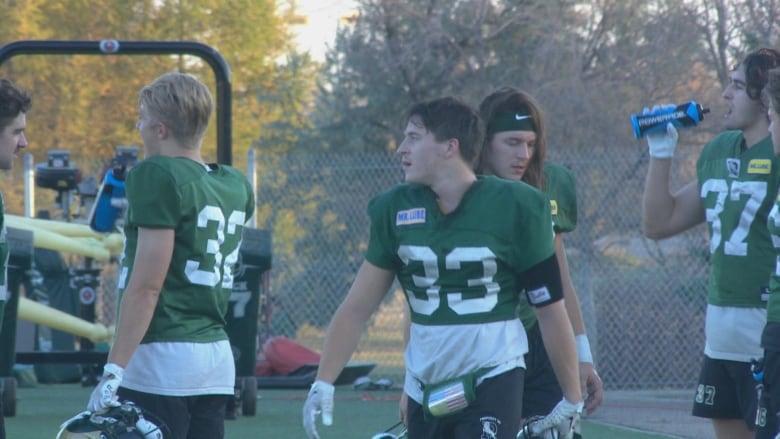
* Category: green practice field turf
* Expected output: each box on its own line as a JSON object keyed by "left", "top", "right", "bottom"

{"left": 6, "top": 383, "right": 681, "bottom": 438}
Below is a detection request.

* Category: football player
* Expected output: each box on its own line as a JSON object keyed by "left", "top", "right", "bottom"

{"left": 86, "top": 72, "right": 255, "bottom": 439}
{"left": 755, "top": 66, "right": 780, "bottom": 439}
{"left": 475, "top": 88, "right": 603, "bottom": 423}
{"left": 397, "top": 88, "right": 603, "bottom": 434}
{"left": 642, "top": 48, "right": 780, "bottom": 439}
{"left": 303, "top": 96, "right": 582, "bottom": 439}
{"left": 0, "top": 78, "right": 31, "bottom": 439}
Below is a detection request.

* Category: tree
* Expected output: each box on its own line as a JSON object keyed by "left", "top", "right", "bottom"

{"left": 293, "top": 0, "right": 777, "bottom": 325}
{"left": 692, "top": 0, "right": 780, "bottom": 85}
{"left": 306, "top": 0, "right": 558, "bottom": 153}
{"left": 306, "top": 0, "right": 768, "bottom": 233}
{"left": 0, "top": 0, "right": 317, "bottom": 215}
{"left": 309, "top": 0, "right": 739, "bottom": 154}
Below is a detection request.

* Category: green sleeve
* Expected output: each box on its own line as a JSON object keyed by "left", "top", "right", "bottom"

{"left": 543, "top": 162, "right": 577, "bottom": 233}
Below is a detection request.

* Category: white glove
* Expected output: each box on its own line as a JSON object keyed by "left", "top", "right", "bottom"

{"left": 303, "top": 380, "right": 335, "bottom": 439}
{"left": 87, "top": 363, "right": 124, "bottom": 412}
{"left": 645, "top": 105, "right": 679, "bottom": 158}
{"left": 135, "top": 413, "right": 164, "bottom": 439}
{"left": 529, "top": 398, "right": 584, "bottom": 439}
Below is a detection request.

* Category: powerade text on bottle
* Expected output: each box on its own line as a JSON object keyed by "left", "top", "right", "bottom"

{"left": 631, "top": 101, "right": 710, "bottom": 139}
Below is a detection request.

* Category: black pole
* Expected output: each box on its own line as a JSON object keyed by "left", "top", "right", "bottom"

{"left": 0, "top": 40, "right": 233, "bottom": 164}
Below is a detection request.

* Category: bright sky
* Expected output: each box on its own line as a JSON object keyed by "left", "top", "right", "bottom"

{"left": 291, "top": 0, "right": 358, "bottom": 60}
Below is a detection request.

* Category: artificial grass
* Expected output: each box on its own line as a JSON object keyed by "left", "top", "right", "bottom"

{"left": 6, "top": 383, "right": 678, "bottom": 438}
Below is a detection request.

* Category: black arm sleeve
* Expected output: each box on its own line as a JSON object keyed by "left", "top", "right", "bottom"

{"left": 520, "top": 254, "right": 563, "bottom": 308}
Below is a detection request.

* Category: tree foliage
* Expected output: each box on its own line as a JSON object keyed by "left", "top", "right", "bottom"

{"left": 0, "top": 0, "right": 316, "bottom": 214}
{"left": 0, "top": 1, "right": 335, "bottom": 334}
{"left": 282, "top": 0, "right": 780, "bottom": 328}
{"left": 3, "top": 0, "right": 780, "bottom": 332}
{"left": 310, "top": 0, "right": 780, "bottom": 156}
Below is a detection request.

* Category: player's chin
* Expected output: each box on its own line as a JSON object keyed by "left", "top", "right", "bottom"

{"left": 506, "top": 168, "right": 525, "bottom": 180}
{"left": 720, "top": 113, "right": 743, "bottom": 131}
{"left": 721, "top": 119, "right": 735, "bottom": 131}
{"left": 403, "top": 171, "right": 420, "bottom": 184}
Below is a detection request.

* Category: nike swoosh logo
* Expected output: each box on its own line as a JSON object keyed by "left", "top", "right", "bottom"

{"left": 515, "top": 114, "right": 531, "bottom": 121}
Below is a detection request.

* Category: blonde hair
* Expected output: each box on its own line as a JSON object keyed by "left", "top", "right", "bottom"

{"left": 139, "top": 72, "right": 213, "bottom": 149}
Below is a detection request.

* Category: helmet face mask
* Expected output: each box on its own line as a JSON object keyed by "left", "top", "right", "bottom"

{"left": 371, "top": 434, "right": 407, "bottom": 439}
{"left": 370, "top": 431, "right": 407, "bottom": 439}
{"left": 518, "top": 415, "right": 560, "bottom": 439}
{"left": 370, "top": 421, "right": 407, "bottom": 439}
{"left": 56, "top": 402, "right": 169, "bottom": 439}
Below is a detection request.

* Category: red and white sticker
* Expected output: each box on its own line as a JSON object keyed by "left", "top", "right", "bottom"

{"left": 79, "top": 286, "right": 96, "bottom": 305}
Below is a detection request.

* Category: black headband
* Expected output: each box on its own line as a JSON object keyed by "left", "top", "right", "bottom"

{"left": 487, "top": 112, "right": 536, "bottom": 135}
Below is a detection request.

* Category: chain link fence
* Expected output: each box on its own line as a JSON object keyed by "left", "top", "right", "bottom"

{"left": 253, "top": 147, "right": 711, "bottom": 391}
{"left": 9, "top": 146, "right": 711, "bottom": 391}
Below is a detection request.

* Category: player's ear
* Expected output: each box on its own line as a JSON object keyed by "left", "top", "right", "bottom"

{"left": 157, "top": 121, "right": 169, "bottom": 140}
{"left": 445, "top": 137, "right": 459, "bottom": 157}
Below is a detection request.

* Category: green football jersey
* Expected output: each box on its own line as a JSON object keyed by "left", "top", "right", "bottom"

{"left": 517, "top": 162, "right": 578, "bottom": 330}
{"left": 366, "top": 175, "right": 556, "bottom": 326}
{"left": 0, "top": 193, "right": 7, "bottom": 327}
{"left": 697, "top": 131, "right": 780, "bottom": 308}
{"left": 766, "top": 197, "right": 780, "bottom": 322}
{"left": 117, "top": 156, "right": 255, "bottom": 344}
{"left": 543, "top": 162, "right": 578, "bottom": 234}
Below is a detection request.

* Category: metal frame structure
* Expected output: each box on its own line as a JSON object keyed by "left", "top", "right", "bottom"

{"left": 0, "top": 40, "right": 235, "bottom": 416}
{"left": 0, "top": 39, "right": 233, "bottom": 164}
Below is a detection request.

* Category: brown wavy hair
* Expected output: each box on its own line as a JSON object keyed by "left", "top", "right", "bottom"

{"left": 738, "top": 47, "right": 780, "bottom": 103}
{"left": 476, "top": 87, "right": 547, "bottom": 189}
{"left": 0, "top": 78, "right": 31, "bottom": 132}
{"left": 767, "top": 67, "right": 780, "bottom": 115}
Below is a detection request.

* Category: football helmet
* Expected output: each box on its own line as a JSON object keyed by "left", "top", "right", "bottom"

{"left": 370, "top": 420, "right": 407, "bottom": 439}
{"left": 56, "top": 401, "right": 169, "bottom": 439}
{"left": 370, "top": 432, "right": 407, "bottom": 439}
{"left": 518, "top": 416, "right": 558, "bottom": 439}
{"left": 517, "top": 415, "right": 583, "bottom": 439}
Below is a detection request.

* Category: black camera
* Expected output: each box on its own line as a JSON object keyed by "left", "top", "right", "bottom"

{"left": 109, "top": 145, "right": 139, "bottom": 180}
{"left": 35, "top": 150, "right": 82, "bottom": 192}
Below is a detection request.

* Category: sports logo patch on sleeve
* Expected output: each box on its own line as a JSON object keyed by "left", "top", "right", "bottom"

{"left": 726, "top": 158, "right": 740, "bottom": 178}
{"left": 396, "top": 208, "right": 426, "bottom": 226}
{"left": 527, "top": 286, "right": 552, "bottom": 305}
